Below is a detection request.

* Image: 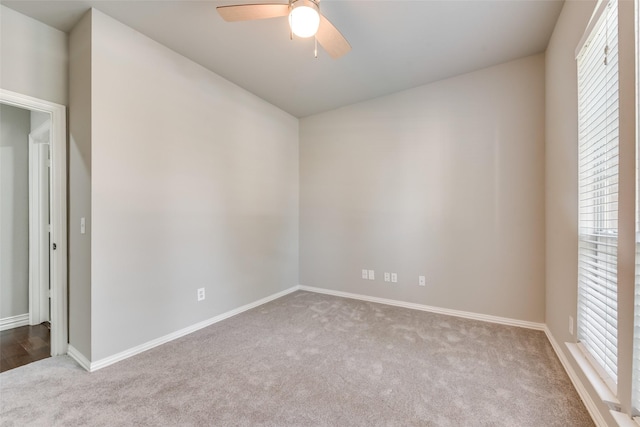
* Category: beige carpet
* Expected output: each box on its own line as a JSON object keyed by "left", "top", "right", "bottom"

{"left": 0, "top": 291, "right": 593, "bottom": 426}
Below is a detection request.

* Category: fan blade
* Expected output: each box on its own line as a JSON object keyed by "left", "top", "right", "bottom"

{"left": 316, "top": 13, "right": 351, "bottom": 59}
{"left": 217, "top": 4, "right": 289, "bottom": 22}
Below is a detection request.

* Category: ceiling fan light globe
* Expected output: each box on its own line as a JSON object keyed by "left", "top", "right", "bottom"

{"left": 289, "top": 5, "right": 320, "bottom": 38}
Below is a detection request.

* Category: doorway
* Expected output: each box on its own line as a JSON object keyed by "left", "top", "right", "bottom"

{"left": 0, "top": 89, "right": 67, "bottom": 370}
{"left": 28, "top": 117, "right": 51, "bottom": 327}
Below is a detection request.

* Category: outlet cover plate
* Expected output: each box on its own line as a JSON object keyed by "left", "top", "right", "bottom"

{"left": 569, "top": 316, "right": 574, "bottom": 335}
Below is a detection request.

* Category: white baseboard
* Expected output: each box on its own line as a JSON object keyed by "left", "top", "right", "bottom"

{"left": 543, "top": 326, "right": 608, "bottom": 427}
{"left": 84, "top": 286, "right": 299, "bottom": 372}
{"left": 67, "top": 345, "right": 91, "bottom": 371}
{"left": 0, "top": 313, "right": 30, "bottom": 331}
{"left": 298, "top": 285, "right": 545, "bottom": 331}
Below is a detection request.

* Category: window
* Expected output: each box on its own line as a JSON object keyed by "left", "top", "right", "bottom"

{"left": 577, "top": 0, "right": 619, "bottom": 391}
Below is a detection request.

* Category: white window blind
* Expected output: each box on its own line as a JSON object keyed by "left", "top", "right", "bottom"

{"left": 576, "top": 0, "right": 619, "bottom": 389}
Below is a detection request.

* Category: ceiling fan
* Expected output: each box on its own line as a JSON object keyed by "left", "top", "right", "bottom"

{"left": 216, "top": 0, "right": 351, "bottom": 59}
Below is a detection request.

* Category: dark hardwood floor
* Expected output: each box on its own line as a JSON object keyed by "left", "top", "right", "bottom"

{"left": 0, "top": 323, "right": 51, "bottom": 373}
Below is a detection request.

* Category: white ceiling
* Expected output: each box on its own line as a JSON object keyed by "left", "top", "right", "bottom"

{"left": 3, "top": 0, "right": 564, "bottom": 117}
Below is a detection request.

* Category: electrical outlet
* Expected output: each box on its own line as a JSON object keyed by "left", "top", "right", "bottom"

{"left": 362, "top": 269, "right": 368, "bottom": 279}
{"left": 419, "top": 276, "right": 426, "bottom": 286}
{"left": 368, "top": 270, "right": 375, "bottom": 280}
{"left": 197, "top": 288, "right": 205, "bottom": 301}
{"left": 391, "top": 273, "right": 398, "bottom": 283}
{"left": 569, "top": 316, "right": 574, "bottom": 335}
{"left": 384, "top": 272, "right": 390, "bottom": 282}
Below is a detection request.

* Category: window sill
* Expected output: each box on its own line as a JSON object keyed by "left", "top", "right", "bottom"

{"left": 609, "top": 410, "right": 638, "bottom": 427}
{"left": 566, "top": 342, "right": 620, "bottom": 406}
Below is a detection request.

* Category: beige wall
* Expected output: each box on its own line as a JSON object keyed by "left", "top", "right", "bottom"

{"left": 0, "top": 5, "right": 67, "bottom": 105}
{"left": 68, "top": 11, "right": 93, "bottom": 359}
{"left": 300, "top": 54, "right": 546, "bottom": 323}
{"left": 544, "top": 0, "right": 595, "bottom": 350}
{"left": 0, "top": 104, "right": 30, "bottom": 319}
{"left": 544, "top": 1, "right": 605, "bottom": 417}
{"left": 69, "top": 9, "right": 299, "bottom": 362}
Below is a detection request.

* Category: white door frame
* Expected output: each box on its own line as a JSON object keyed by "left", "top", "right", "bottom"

{"left": 28, "top": 121, "right": 51, "bottom": 326}
{"left": 1, "top": 88, "right": 68, "bottom": 356}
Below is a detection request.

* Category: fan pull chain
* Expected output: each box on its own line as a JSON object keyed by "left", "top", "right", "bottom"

{"left": 314, "top": 37, "right": 318, "bottom": 58}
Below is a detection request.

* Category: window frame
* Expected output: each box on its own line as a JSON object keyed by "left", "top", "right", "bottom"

{"left": 575, "top": 0, "right": 621, "bottom": 395}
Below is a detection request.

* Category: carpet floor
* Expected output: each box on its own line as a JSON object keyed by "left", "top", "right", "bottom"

{"left": 0, "top": 291, "right": 593, "bottom": 426}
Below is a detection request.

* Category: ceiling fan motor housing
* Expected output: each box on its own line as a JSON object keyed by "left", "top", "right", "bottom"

{"left": 290, "top": 0, "right": 320, "bottom": 12}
